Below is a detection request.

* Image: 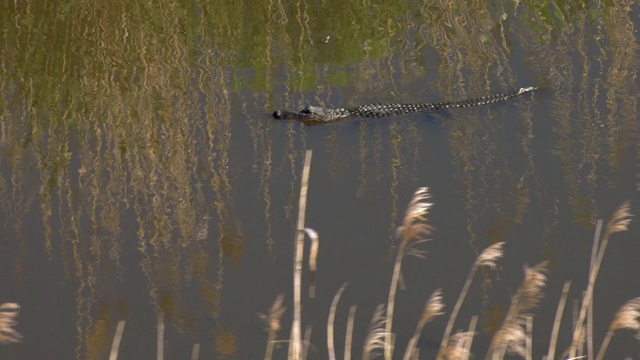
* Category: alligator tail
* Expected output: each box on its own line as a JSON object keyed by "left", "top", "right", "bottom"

{"left": 429, "top": 86, "right": 539, "bottom": 110}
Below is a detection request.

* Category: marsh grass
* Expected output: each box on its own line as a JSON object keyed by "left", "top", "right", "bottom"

{"left": 255, "top": 151, "right": 639, "bottom": 359}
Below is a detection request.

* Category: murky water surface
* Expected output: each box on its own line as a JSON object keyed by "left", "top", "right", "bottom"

{"left": 1, "top": 0, "right": 640, "bottom": 359}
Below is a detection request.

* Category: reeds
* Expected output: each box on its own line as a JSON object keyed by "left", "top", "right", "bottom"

{"left": 439, "top": 327, "right": 476, "bottom": 360}
{"left": 568, "top": 202, "right": 633, "bottom": 358}
{"left": 596, "top": 297, "right": 640, "bottom": 360}
{"left": 108, "top": 320, "right": 126, "bottom": 360}
{"left": 402, "top": 289, "right": 444, "bottom": 360}
{"left": 385, "top": 187, "right": 433, "bottom": 360}
{"left": 92, "top": 178, "right": 638, "bottom": 359}
{"left": 157, "top": 311, "right": 165, "bottom": 360}
{"left": 363, "top": 304, "right": 387, "bottom": 360}
{"left": 546, "top": 281, "right": 571, "bottom": 360}
{"left": 0, "top": 303, "right": 22, "bottom": 344}
{"left": 438, "top": 242, "right": 505, "bottom": 359}
{"left": 63, "top": 179, "right": 638, "bottom": 359}
{"left": 257, "top": 150, "right": 640, "bottom": 360}
{"left": 328, "top": 283, "right": 349, "bottom": 360}
{"left": 488, "top": 262, "right": 548, "bottom": 360}
{"left": 291, "top": 150, "right": 313, "bottom": 360}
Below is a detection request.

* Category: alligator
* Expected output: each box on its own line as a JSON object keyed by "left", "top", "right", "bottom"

{"left": 273, "top": 86, "right": 538, "bottom": 124}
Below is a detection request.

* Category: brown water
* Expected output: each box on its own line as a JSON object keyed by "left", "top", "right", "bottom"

{"left": 0, "top": 0, "right": 639, "bottom": 359}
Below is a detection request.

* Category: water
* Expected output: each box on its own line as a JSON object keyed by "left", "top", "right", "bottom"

{"left": 0, "top": 0, "right": 639, "bottom": 359}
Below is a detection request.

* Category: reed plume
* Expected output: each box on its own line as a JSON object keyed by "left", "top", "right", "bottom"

{"left": 439, "top": 330, "right": 476, "bottom": 360}
{"left": 385, "top": 188, "right": 433, "bottom": 360}
{"left": 363, "top": 304, "right": 387, "bottom": 360}
{"left": 595, "top": 297, "right": 640, "bottom": 360}
{"left": 260, "top": 294, "right": 286, "bottom": 360}
{"left": 438, "top": 242, "right": 505, "bottom": 358}
{"left": 0, "top": 303, "right": 22, "bottom": 344}
{"left": 403, "top": 289, "right": 445, "bottom": 360}
{"left": 569, "top": 202, "right": 632, "bottom": 358}
{"left": 488, "top": 262, "right": 548, "bottom": 360}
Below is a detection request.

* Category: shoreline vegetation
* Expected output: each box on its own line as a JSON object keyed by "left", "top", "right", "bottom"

{"left": 259, "top": 150, "right": 638, "bottom": 360}
{"left": 2, "top": 150, "right": 638, "bottom": 359}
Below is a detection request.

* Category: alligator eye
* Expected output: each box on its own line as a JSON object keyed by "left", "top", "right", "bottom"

{"left": 273, "top": 111, "right": 282, "bottom": 119}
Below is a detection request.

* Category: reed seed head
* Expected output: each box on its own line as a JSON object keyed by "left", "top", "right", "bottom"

{"left": 0, "top": 303, "right": 22, "bottom": 344}
{"left": 363, "top": 304, "right": 387, "bottom": 359}
{"left": 610, "top": 297, "right": 640, "bottom": 339}
{"left": 475, "top": 242, "right": 505, "bottom": 269}
{"left": 259, "top": 295, "right": 286, "bottom": 334}
{"left": 489, "top": 262, "right": 547, "bottom": 357}
{"left": 399, "top": 187, "right": 433, "bottom": 247}
{"left": 439, "top": 331, "right": 475, "bottom": 360}
{"left": 418, "top": 289, "right": 445, "bottom": 329}
{"left": 606, "top": 202, "right": 632, "bottom": 234}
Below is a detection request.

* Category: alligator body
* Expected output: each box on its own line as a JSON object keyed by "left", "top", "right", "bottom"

{"left": 273, "top": 86, "right": 538, "bottom": 124}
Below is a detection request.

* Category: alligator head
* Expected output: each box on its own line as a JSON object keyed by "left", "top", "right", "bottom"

{"left": 272, "top": 105, "right": 340, "bottom": 123}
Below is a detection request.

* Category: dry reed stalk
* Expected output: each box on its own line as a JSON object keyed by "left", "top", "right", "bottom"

{"left": 569, "top": 203, "right": 632, "bottom": 358}
{"left": 488, "top": 262, "right": 547, "bottom": 360}
{"left": 0, "top": 303, "right": 22, "bottom": 344}
{"left": 525, "top": 316, "right": 532, "bottom": 360}
{"left": 563, "top": 298, "right": 585, "bottom": 359}
{"left": 403, "top": 289, "right": 444, "bottom": 360}
{"left": 306, "top": 228, "right": 319, "bottom": 299}
{"left": 291, "top": 150, "right": 312, "bottom": 360}
{"left": 385, "top": 187, "right": 433, "bottom": 360}
{"left": 546, "top": 281, "right": 571, "bottom": 360}
{"left": 328, "top": 283, "right": 348, "bottom": 360}
{"left": 345, "top": 305, "right": 357, "bottom": 360}
{"left": 595, "top": 297, "right": 640, "bottom": 360}
{"left": 363, "top": 304, "right": 387, "bottom": 360}
{"left": 438, "top": 242, "right": 504, "bottom": 359}
{"left": 302, "top": 325, "right": 312, "bottom": 360}
{"left": 587, "top": 289, "right": 593, "bottom": 360}
{"left": 108, "top": 320, "right": 126, "bottom": 360}
{"left": 587, "top": 219, "right": 602, "bottom": 360}
{"left": 157, "top": 311, "right": 164, "bottom": 360}
{"left": 462, "top": 316, "right": 478, "bottom": 360}
{"left": 191, "top": 343, "right": 200, "bottom": 360}
{"left": 260, "top": 294, "right": 286, "bottom": 360}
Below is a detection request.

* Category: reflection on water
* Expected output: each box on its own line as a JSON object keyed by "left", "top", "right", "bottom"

{"left": 0, "top": 0, "right": 639, "bottom": 358}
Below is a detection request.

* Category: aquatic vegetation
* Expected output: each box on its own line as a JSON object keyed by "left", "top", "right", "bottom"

{"left": 255, "top": 150, "right": 639, "bottom": 360}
